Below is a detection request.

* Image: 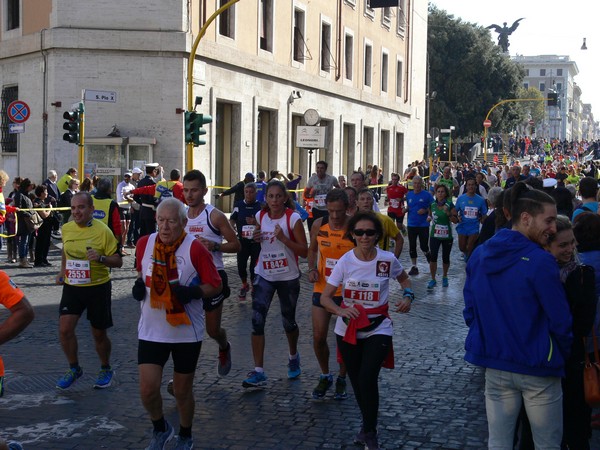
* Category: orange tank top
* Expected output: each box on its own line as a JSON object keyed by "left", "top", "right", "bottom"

{"left": 314, "top": 220, "right": 355, "bottom": 295}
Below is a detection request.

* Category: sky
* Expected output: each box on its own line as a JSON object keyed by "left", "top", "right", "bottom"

{"left": 429, "top": 0, "right": 598, "bottom": 112}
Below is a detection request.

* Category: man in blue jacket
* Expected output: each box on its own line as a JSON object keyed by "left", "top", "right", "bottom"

{"left": 463, "top": 181, "right": 572, "bottom": 449}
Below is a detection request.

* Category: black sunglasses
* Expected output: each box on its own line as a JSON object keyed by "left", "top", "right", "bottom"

{"left": 353, "top": 229, "right": 377, "bottom": 237}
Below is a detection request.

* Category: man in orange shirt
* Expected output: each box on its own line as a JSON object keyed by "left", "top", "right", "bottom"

{"left": 0, "top": 270, "right": 34, "bottom": 398}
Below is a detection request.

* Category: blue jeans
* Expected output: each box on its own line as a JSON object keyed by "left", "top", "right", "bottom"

{"left": 484, "top": 368, "right": 562, "bottom": 450}
{"left": 17, "top": 233, "right": 29, "bottom": 259}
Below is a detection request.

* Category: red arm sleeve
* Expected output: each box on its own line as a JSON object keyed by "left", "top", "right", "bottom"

{"left": 110, "top": 202, "right": 122, "bottom": 239}
{"left": 135, "top": 235, "right": 150, "bottom": 272}
{"left": 131, "top": 185, "right": 156, "bottom": 196}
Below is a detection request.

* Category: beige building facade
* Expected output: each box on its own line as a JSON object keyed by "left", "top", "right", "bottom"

{"left": 1, "top": 0, "right": 427, "bottom": 204}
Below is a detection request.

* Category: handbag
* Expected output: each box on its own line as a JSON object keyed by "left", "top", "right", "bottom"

{"left": 583, "top": 327, "right": 600, "bottom": 407}
{"left": 21, "top": 209, "right": 43, "bottom": 233}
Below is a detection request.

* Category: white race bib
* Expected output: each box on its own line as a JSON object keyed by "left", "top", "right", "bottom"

{"left": 324, "top": 257, "right": 338, "bottom": 280}
{"left": 464, "top": 206, "right": 478, "bottom": 219}
{"left": 262, "top": 251, "right": 290, "bottom": 275}
{"left": 390, "top": 198, "right": 400, "bottom": 209}
{"left": 66, "top": 259, "right": 91, "bottom": 285}
{"left": 315, "top": 194, "right": 327, "bottom": 207}
{"left": 241, "top": 225, "right": 255, "bottom": 239}
{"left": 434, "top": 224, "right": 449, "bottom": 238}
{"left": 343, "top": 279, "right": 380, "bottom": 307}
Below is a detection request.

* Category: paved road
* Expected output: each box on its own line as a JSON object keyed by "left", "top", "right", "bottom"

{"left": 0, "top": 234, "right": 597, "bottom": 449}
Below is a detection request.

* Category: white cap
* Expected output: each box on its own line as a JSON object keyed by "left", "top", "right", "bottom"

{"left": 145, "top": 162, "right": 159, "bottom": 168}
{"left": 124, "top": 172, "right": 132, "bottom": 177}
{"left": 543, "top": 178, "right": 557, "bottom": 188}
{"left": 132, "top": 167, "right": 143, "bottom": 174}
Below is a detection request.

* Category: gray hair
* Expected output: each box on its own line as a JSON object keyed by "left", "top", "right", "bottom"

{"left": 487, "top": 187, "right": 503, "bottom": 207}
{"left": 565, "top": 184, "right": 577, "bottom": 198}
{"left": 156, "top": 198, "right": 187, "bottom": 224}
{"left": 244, "top": 182, "right": 257, "bottom": 191}
{"left": 48, "top": 170, "right": 57, "bottom": 178}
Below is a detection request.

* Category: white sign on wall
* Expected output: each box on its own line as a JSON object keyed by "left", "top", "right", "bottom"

{"left": 296, "top": 126, "right": 326, "bottom": 148}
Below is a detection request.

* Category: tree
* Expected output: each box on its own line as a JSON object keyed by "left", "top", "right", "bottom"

{"left": 427, "top": 4, "right": 526, "bottom": 138}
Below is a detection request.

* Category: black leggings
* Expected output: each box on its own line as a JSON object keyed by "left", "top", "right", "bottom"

{"left": 337, "top": 334, "right": 392, "bottom": 433}
{"left": 237, "top": 239, "right": 260, "bottom": 283}
{"left": 407, "top": 226, "right": 430, "bottom": 259}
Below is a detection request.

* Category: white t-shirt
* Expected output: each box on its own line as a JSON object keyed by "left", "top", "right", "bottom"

{"left": 137, "top": 234, "right": 207, "bottom": 343}
{"left": 326, "top": 248, "right": 403, "bottom": 339}
{"left": 255, "top": 209, "right": 302, "bottom": 282}
{"left": 117, "top": 180, "right": 135, "bottom": 208}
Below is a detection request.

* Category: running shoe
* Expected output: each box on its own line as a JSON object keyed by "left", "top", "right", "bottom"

{"left": 51, "top": 231, "right": 62, "bottom": 240}
{"left": 238, "top": 284, "right": 249, "bottom": 301}
{"left": 167, "top": 379, "right": 174, "bottom": 397}
{"left": 311, "top": 374, "right": 333, "bottom": 399}
{"left": 334, "top": 376, "right": 348, "bottom": 400}
{"left": 56, "top": 366, "right": 83, "bottom": 390}
{"left": 173, "top": 435, "right": 194, "bottom": 450}
{"left": 0, "top": 375, "right": 4, "bottom": 397}
{"left": 363, "top": 431, "right": 380, "bottom": 450}
{"left": 7, "top": 442, "right": 24, "bottom": 450}
{"left": 146, "top": 420, "right": 174, "bottom": 450}
{"left": 93, "top": 367, "right": 114, "bottom": 389}
{"left": 408, "top": 266, "right": 419, "bottom": 276}
{"left": 354, "top": 427, "right": 366, "bottom": 445}
{"left": 427, "top": 279, "right": 437, "bottom": 290}
{"left": 442, "top": 277, "right": 449, "bottom": 287}
{"left": 287, "top": 354, "right": 301, "bottom": 379}
{"left": 217, "top": 342, "right": 232, "bottom": 377}
{"left": 242, "top": 370, "right": 267, "bottom": 388}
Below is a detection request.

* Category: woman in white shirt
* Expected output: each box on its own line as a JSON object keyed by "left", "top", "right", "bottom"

{"left": 320, "top": 211, "right": 414, "bottom": 450}
{"left": 242, "top": 181, "right": 308, "bottom": 389}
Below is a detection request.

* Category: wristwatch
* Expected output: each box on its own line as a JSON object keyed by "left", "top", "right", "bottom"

{"left": 213, "top": 242, "right": 221, "bottom": 252}
{"left": 99, "top": 255, "right": 106, "bottom": 264}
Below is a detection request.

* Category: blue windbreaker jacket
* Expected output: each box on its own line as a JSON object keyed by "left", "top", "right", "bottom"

{"left": 463, "top": 228, "right": 573, "bottom": 377}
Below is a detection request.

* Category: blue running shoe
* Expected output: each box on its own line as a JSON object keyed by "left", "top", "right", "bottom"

{"left": 56, "top": 367, "right": 83, "bottom": 390}
{"left": 93, "top": 367, "right": 114, "bottom": 389}
{"left": 334, "top": 376, "right": 348, "bottom": 400}
{"left": 442, "top": 277, "right": 449, "bottom": 287}
{"left": 287, "top": 354, "right": 301, "bottom": 379}
{"left": 312, "top": 374, "right": 333, "bottom": 399}
{"left": 427, "top": 279, "right": 437, "bottom": 290}
{"left": 173, "top": 435, "right": 194, "bottom": 450}
{"left": 146, "top": 420, "right": 174, "bottom": 450}
{"left": 242, "top": 370, "right": 268, "bottom": 388}
{"left": 7, "top": 442, "right": 24, "bottom": 450}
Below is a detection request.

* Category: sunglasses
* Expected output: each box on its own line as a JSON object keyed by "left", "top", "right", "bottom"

{"left": 353, "top": 229, "right": 377, "bottom": 237}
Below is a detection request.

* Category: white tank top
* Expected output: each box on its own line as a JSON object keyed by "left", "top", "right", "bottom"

{"left": 138, "top": 233, "right": 205, "bottom": 343}
{"left": 255, "top": 209, "right": 301, "bottom": 282}
{"left": 186, "top": 204, "right": 224, "bottom": 270}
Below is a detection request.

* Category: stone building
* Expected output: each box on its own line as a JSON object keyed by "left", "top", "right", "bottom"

{"left": 1, "top": 0, "right": 427, "bottom": 206}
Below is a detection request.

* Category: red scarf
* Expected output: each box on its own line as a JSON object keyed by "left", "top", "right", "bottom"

{"left": 337, "top": 303, "right": 394, "bottom": 369}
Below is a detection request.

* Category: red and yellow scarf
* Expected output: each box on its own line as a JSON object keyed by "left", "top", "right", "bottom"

{"left": 150, "top": 232, "right": 190, "bottom": 326}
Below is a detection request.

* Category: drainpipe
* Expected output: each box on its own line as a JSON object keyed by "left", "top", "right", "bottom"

{"left": 41, "top": 28, "right": 49, "bottom": 178}
{"left": 335, "top": 0, "right": 342, "bottom": 81}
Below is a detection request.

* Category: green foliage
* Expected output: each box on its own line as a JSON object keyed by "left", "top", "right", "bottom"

{"left": 427, "top": 4, "right": 526, "bottom": 138}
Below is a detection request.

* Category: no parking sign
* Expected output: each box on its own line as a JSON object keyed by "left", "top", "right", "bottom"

{"left": 7, "top": 100, "right": 30, "bottom": 124}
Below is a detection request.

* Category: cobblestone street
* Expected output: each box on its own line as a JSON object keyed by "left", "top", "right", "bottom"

{"left": 0, "top": 236, "right": 597, "bottom": 449}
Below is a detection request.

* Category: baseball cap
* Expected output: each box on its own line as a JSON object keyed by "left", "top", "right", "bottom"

{"left": 132, "top": 167, "right": 143, "bottom": 174}
{"left": 124, "top": 172, "right": 132, "bottom": 177}
{"left": 245, "top": 172, "right": 255, "bottom": 179}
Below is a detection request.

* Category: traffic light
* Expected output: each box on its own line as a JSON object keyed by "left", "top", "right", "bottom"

{"left": 184, "top": 111, "right": 197, "bottom": 144}
{"left": 547, "top": 92, "right": 558, "bottom": 107}
{"left": 63, "top": 109, "right": 81, "bottom": 144}
{"left": 197, "top": 113, "right": 212, "bottom": 146}
{"left": 185, "top": 111, "right": 213, "bottom": 146}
